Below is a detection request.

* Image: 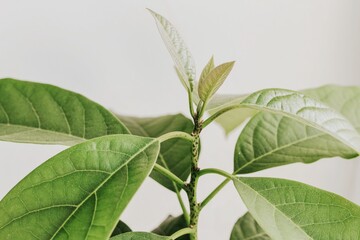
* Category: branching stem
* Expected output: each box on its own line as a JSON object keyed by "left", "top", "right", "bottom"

{"left": 153, "top": 164, "right": 186, "bottom": 189}
{"left": 158, "top": 131, "right": 194, "bottom": 143}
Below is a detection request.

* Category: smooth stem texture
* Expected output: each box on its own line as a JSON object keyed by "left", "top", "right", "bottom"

{"left": 188, "top": 91, "right": 195, "bottom": 118}
{"left": 202, "top": 104, "right": 240, "bottom": 128}
{"left": 201, "top": 178, "right": 230, "bottom": 209}
{"left": 171, "top": 227, "right": 195, "bottom": 239}
{"left": 198, "top": 168, "right": 234, "bottom": 179}
{"left": 157, "top": 131, "right": 194, "bottom": 143}
{"left": 153, "top": 164, "right": 186, "bottom": 189}
{"left": 175, "top": 188, "right": 190, "bottom": 224}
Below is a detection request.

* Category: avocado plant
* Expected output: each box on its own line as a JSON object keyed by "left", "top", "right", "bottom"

{"left": 0, "top": 9, "right": 360, "bottom": 240}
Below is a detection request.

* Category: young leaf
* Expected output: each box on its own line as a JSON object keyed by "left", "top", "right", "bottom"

{"left": 148, "top": 9, "right": 196, "bottom": 92}
{"left": 230, "top": 212, "right": 270, "bottom": 240}
{"left": 233, "top": 177, "right": 360, "bottom": 240}
{"left": 0, "top": 135, "right": 160, "bottom": 239}
{"left": 234, "top": 86, "right": 360, "bottom": 173}
{"left": 199, "top": 56, "right": 215, "bottom": 85}
{"left": 118, "top": 114, "right": 193, "bottom": 192}
{"left": 198, "top": 61, "right": 235, "bottom": 103}
{"left": 111, "top": 220, "right": 132, "bottom": 237}
{"left": 152, "top": 215, "right": 189, "bottom": 240}
{"left": 111, "top": 232, "right": 170, "bottom": 240}
{"left": 0, "top": 78, "right": 129, "bottom": 145}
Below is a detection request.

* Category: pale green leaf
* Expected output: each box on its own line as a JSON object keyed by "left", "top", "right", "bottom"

{"left": 234, "top": 177, "right": 360, "bottom": 240}
{"left": 230, "top": 212, "right": 271, "bottom": 240}
{"left": 111, "top": 232, "right": 170, "bottom": 240}
{"left": 206, "top": 93, "right": 255, "bottom": 135}
{"left": 152, "top": 215, "right": 189, "bottom": 240}
{"left": 199, "top": 56, "right": 215, "bottom": 85}
{"left": 217, "top": 88, "right": 360, "bottom": 154}
{"left": 0, "top": 78, "right": 129, "bottom": 145}
{"left": 0, "top": 135, "right": 160, "bottom": 240}
{"left": 117, "top": 114, "right": 193, "bottom": 191}
{"left": 198, "top": 61, "right": 235, "bottom": 103}
{"left": 148, "top": 9, "right": 196, "bottom": 91}
{"left": 234, "top": 86, "right": 360, "bottom": 173}
{"left": 111, "top": 220, "right": 132, "bottom": 237}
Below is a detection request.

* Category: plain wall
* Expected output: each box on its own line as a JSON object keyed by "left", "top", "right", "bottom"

{"left": 0, "top": 1, "right": 359, "bottom": 239}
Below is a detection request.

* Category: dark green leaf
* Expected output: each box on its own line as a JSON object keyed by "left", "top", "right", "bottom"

{"left": 153, "top": 215, "right": 189, "bottom": 240}
{"left": 118, "top": 114, "right": 193, "bottom": 191}
{"left": 0, "top": 78, "right": 129, "bottom": 145}
{"left": 0, "top": 135, "right": 159, "bottom": 239}
{"left": 111, "top": 220, "right": 132, "bottom": 237}
{"left": 230, "top": 212, "right": 270, "bottom": 240}
{"left": 234, "top": 177, "right": 360, "bottom": 239}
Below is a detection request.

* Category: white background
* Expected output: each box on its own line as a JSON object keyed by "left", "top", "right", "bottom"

{"left": 0, "top": 1, "right": 359, "bottom": 239}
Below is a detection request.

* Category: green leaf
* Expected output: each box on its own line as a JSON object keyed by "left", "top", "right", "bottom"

{"left": 0, "top": 78, "right": 129, "bottom": 145}
{"left": 233, "top": 177, "right": 360, "bottom": 240}
{"left": 0, "top": 135, "right": 160, "bottom": 240}
{"left": 222, "top": 88, "right": 360, "bottom": 154}
{"left": 117, "top": 114, "right": 193, "bottom": 191}
{"left": 230, "top": 212, "right": 271, "bottom": 240}
{"left": 234, "top": 86, "right": 360, "bottom": 173}
{"left": 152, "top": 215, "right": 189, "bottom": 240}
{"left": 199, "top": 56, "right": 215, "bottom": 85}
{"left": 148, "top": 9, "right": 196, "bottom": 91}
{"left": 206, "top": 93, "right": 255, "bottom": 134}
{"left": 111, "top": 232, "right": 170, "bottom": 240}
{"left": 111, "top": 220, "right": 132, "bottom": 237}
{"left": 198, "top": 61, "right": 235, "bottom": 103}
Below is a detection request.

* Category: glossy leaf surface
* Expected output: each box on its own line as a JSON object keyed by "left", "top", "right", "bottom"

{"left": 0, "top": 135, "right": 159, "bottom": 239}
{"left": 234, "top": 177, "right": 360, "bottom": 240}
{"left": 230, "top": 212, "right": 270, "bottom": 240}
{"left": 149, "top": 9, "right": 196, "bottom": 91}
{"left": 153, "top": 215, "right": 189, "bottom": 240}
{"left": 0, "top": 78, "right": 129, "bottom": 145}
{"left": 118, "top": 114, "right": 193, "bottom": 191}
{"left": 234, "top": 86, "right": 360, "bottom": 173}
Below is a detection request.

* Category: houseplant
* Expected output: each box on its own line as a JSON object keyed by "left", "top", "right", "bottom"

{"left": 0, "top": 9, "right": 360, "bottom": 239}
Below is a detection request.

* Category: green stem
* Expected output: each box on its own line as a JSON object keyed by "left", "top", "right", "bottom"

{"left": 175, "top": 187, "right": 190, "bottom": 224}
{"left": 188, "top": 91, "right": 195, "bottom": 118}
{"left": 153, "top": 164, "right": 186, "bottom": 189}
{"left": 198, "top": 168, "right": 234, "bottom": 179}
{"left": 202, "top": 105, "right": 240, "bottom": 128}
{"left": 170, "top": 227, "right": 195, "bottom": 239}
{"left": 187, "top": 118, "right": 202, "bottom": 240}
{"left": 200, "top": 178, "right": 230, "bottom": 210}
{"left": 158, "top": 131, "right": 194, "bottom": 143}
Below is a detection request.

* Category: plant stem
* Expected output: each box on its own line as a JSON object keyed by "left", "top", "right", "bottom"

{"left": 174, "top": 187, "right": 190, "bottom": 224}
{"left": 170, "top": 227, "right": 195, "bottom": 239}
{"left": 198, "top": 168, "right": 234, "bottom": 179}
{"left": 188, "top": 91, "right": 195, "bottom": 118}
{"left": 202, "top": 104, "right": 240, "bottom": 128}
{"left": 200, "top": 178, "right": 230, "bottom": 210}
{"left": 186, "top": 115, "right": 202, "bottom": 240}
{"left": 153, "top": 164, "right": 186, "bottom": 189}
{"left": 157, "top": 131, "right": 194, "bottom": 143}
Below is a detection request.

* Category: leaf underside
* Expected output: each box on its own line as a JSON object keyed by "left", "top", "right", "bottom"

{"left": 149, "top": 9, "right": 196, "bottom": 92}
{"left": 234, "top": 177, "right": 360, "bottom": 240}
{"left": 0, "top": 135, "right": 159, "bottom": 240}
{"left": 234, "top": 86, "right": 360, "bottom": 173}
{"left": 118, "top": 114, "right": 193, "bottom": 191}
{"left": 0, "top": 78, "right": 129, "bottom": 145}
